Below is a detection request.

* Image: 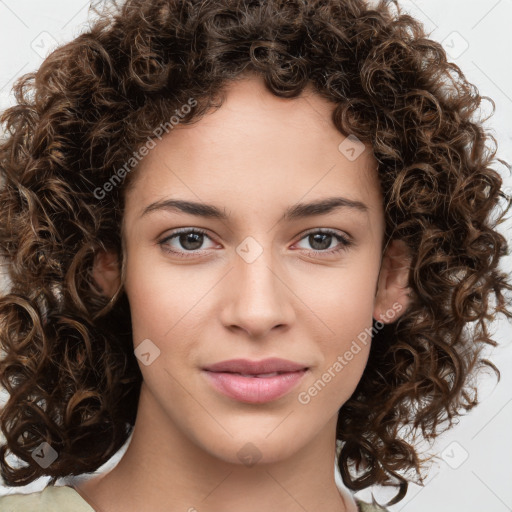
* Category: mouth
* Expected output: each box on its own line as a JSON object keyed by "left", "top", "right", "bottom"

{"left": 203, "top": 357, "right": 309, "bottom": 374}
{"left": 214, "top": 371, "right": 293, "bottom": 378}
{"left": 202, "top": 358, "right": 309, "bottom": 403}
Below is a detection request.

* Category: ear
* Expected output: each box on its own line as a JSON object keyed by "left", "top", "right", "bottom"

{"left": 92, "top": 248, "right": 121, "bottom": 299}
{"left": 373, "top": 239, "right": 412, "bottom": 324}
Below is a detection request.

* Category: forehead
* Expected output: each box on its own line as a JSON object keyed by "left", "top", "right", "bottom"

{"left": 123, "top": 75, "right": 382, "bottom": 226}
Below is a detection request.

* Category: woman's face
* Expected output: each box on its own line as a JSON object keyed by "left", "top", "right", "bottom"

{"left": 111, "top": 74, "right": 410, "bottom": 465}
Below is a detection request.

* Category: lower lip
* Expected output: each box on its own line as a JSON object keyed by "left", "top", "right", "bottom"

{"left": 203, "top": 370, "right": 307, "bottom": 403}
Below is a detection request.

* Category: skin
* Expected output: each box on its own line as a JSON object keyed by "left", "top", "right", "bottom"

{"left": 84, "top": 73, "right": 412, "bottom": 512}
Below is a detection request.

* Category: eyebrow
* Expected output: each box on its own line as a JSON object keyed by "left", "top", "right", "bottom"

{"left": 140, "top": 196, "right": 369, "bottom": 221}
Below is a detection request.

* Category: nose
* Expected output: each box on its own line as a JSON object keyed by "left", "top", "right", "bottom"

{"left": 219, "top": 242, "right": 295, "bottom": 339}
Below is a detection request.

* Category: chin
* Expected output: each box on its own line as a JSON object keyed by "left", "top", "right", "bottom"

{"left": 200, "top": 430, "right": 310, "bottom": 467}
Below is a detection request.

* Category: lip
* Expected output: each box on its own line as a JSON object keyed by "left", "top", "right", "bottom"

{"left": 203, "top": 358, "right": 308, "bottom": 374}
{"left": 202, "top": 358, "right": 309, "bottom": 404}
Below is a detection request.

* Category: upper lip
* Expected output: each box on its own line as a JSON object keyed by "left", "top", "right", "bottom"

{"left": 203, "top": 358, "right": 308, "bottom": 374}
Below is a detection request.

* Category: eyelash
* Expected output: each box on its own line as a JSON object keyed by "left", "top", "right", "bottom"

{"left": 158, "top": 227, "right": 353, "bottom": 259}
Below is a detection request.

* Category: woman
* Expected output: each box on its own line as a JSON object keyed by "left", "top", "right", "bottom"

{"left": 0, "top": 0, "right": 510, "bottom": 510}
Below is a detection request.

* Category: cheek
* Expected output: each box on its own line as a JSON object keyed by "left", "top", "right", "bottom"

{"left": 306, "top": 258, "right": 379, "bottom": 335}
{"left": 124, "top": 251, "right": 204, "bottom": 339}
{"left": 298, "top": 262, "right": 377, "bottom": 407}
{"left": 123, "top": 254, "right": 213, "bottom": 380}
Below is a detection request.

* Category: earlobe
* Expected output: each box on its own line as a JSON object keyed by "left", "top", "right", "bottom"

{"left": 373, "top": 239, "right": 412, "bottom": 324}
{"left": 92, "top": 248, "right": 121, "bottom": 299}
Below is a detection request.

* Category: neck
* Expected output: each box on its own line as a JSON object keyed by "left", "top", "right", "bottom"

{"left": 75, "top": 383, "right": 351, "bottom": 512}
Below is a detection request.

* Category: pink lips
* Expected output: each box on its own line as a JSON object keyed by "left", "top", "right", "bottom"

{"left": 202, "top": 358, "right": 308, "bottom": 404}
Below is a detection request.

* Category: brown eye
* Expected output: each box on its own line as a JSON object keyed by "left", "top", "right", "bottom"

{"left": 158, "top": 228, "right": 215, "bottom": 257}
{"left": 294, "top": 229, "right": 352, "bottom": 256}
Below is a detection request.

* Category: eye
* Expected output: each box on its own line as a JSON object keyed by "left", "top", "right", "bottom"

{"left": 293, "top": 229, "right": 353, "bottom": 256}
{"left": 158, "top": 227, "right": 353, "bottom": 258}
{"left": 158, "top": 228, "right": 215, "bottom": 257}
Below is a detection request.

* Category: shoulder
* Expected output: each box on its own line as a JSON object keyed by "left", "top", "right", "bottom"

{"left": 0, "top": 485, "right": 95, "bottom": 511}
{"left": 355, "top": 497, "right": 391, "bottom": 512}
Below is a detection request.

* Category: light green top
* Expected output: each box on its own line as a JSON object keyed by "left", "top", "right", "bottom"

{"left": 0, "top": 484, "right": 389, "bottom": 511}
{"left": 0, "top": 485, "right": 95, "bottom": 511}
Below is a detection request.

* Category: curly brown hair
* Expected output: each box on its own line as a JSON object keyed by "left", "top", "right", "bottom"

{"left": 0, "top": 0, "right": 511, "bottom": 504}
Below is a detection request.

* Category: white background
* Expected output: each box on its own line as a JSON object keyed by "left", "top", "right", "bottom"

{"left": 0, "top": 1, "right": 511, "bottom": 511}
